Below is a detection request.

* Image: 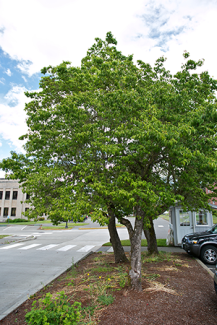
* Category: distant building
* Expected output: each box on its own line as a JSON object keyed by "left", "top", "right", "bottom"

{"left": 0, "top": 179, "right": 30, "bottom": 222}
{"left": 205, "top": 188, "right": 217, "bottom": 209}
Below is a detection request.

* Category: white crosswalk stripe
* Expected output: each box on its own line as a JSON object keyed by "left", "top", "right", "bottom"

{"left": 19, "top": 244, "right": 41, "bottom": 250}
{"left": 0, "top": 243, "right": 96, "bottom": 252}
{"left": 0, "top": 243, "right": 25, "bottom": 249}
{"left": 37, "top": 244, "right": 59, "bottom": 250}
{"left": 77, "top": 245, "right": 95, "bottom": 252}
{"left": 57, "top": 245, "right": 76, "bottom": 251}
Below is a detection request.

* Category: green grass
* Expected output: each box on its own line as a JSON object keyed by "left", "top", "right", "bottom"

{"left": 103, "top": 238, "right": 167, "bottom": 247}
{"left": 142, "top": 251, "right": 172, "bottom": 263}
{"left": 91, "top": 266, "right": 113, "bottom": 273}
{"left": 41, "top": 223, "right": 88, "bottom": 230}
{"left": 0, "top": 220, "right": 54, "bottom": 225}
{"left": 159, "top": 214, "right": 169, "bottom": 221}
{"left": 0, "top": 221, "right": 89, "bottom": 226}
{"left": 0, "top": 235, "right": 10, "bottom": 239}
{"left": 213, "top": 216, "right": 217, "bottom": 224}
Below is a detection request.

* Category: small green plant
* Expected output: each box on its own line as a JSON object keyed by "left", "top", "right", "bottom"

{"left": 142, "top": 251, "right": 171, "bottom": 263}
{"left": 93, "top": 257, "right": 101, "bottom": 262}
{"left": 119, "top": 272, "right": 128, "bottom": 288}
{"left": 144, "top": 273, "right": 160, "bottom": 280}
{"left": 25, "top": 291, "right": 81, "bottom": 325}
{"left": 67, "top": 280, "right": 74, "bottom": 286}
{"left": 70, "top": 259, "right": 77, "bottom": 278}
{"left": 175, "top": 263, "right": 182, "bottom": 267}
{"left": 97, "top": 294, "right": 114, "bottom": 306}
{"left": 91, "top": 266, "right": 113, "bottom": 273}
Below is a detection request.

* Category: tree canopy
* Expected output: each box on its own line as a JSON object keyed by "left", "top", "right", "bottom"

{"left": 1, "top": 32, "right": 217, "bottom": 290}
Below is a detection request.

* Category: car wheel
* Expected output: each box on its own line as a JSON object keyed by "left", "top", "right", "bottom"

{"left": 200, "top": 245, "right": 217, "bottom": 265}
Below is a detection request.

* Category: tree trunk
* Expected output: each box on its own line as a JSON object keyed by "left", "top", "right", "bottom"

{"left": 143, "top": 217, "right": 158, "bottom": 254}
{"left": 108, "top": 209, "right": 128, "bottom": 263}
{"left": 129, "top": 216, "right": 143, "bottom": 291}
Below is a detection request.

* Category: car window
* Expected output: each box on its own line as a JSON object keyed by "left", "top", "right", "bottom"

{"left": 211, "top": 225, "right": 217, "bottom": 234}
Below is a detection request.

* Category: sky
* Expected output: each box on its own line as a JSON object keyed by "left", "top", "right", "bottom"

{"left": 1, "top": 0, "right": 217, "bottom": 177}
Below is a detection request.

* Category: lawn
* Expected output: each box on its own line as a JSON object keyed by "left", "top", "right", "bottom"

{"left": 40, "top": 223, "right": 88, "bottom": 230}
{"left": 159, "top": 214, "right": 169, "bottom": 221}
{"left": 0, "top": 220, "right": 89, "bottom": 226}
{"left": 103, "top": 238, "right": 167, "bottom": 247}
{"left": 213, "top": 215, "right": 217, "bottom": 224}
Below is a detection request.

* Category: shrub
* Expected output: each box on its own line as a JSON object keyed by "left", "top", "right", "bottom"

{"left": 7, "top": 218, "right": 28, "bottom": 223}
{"left": 25, "top": 291, "right": 81, "bottom": 325}
{"left": 38, "top": 217, "right": 45, "bottom": 221}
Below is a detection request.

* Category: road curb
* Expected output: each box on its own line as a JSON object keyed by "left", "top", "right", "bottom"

{"left": 0, "top": 235, "right": 37, "bottom": 246}
{"left": 13, "top": 235, "right": 37, "bottom": 243}
{"left": 195, "top": 258, "right": 214, "bottom": 279}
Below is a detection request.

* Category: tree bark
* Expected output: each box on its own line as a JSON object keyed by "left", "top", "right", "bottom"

{"left": 107, "top": 208, "right": 128, "bottom": 263}
{"left": 121, "top": 214, "right": 143, "bottom": 291}
{"left": 143, "top": 217, "right": 158, "bottom": 254}
{"left": 129, "top": 216, "right": 143, "bottom": 291}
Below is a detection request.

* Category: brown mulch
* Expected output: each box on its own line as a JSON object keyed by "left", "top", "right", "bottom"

{"left": 0, "top": 251, "right": 216, "bottom": 325}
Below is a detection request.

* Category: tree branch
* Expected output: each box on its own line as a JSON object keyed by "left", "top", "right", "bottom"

{"left": 119, "top": 217, "right": 134, "bottom": 239}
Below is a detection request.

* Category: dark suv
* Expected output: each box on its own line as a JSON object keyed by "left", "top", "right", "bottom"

{"left": 182, "top": 224, "right": 217, "bottom": 265}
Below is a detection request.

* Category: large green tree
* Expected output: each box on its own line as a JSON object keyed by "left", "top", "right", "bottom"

{"left": 1, "top": 33, "right": 217, "bottom": 290}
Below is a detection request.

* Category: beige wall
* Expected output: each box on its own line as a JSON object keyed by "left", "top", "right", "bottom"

{"left": 0, "top": 179, "right": 30, "bottom": 221}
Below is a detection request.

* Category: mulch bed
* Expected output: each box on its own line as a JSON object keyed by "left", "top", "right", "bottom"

{"left": 0, "top": 251, "right": 216, "bottom": 325}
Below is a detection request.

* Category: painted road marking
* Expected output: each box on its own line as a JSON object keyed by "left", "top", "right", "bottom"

{"left": 37, "top": 244, "right": 59, "bottom": 251}
{"left": 57, "top": 245, "right": 76, "bottom": 251}
{"left": 77, "top": 245, "right": 95, "bottom": 252}
{"left": 21, "top": 226, "right": 27, "bottom": 230}
{"left": 19, "top": 244, "right": 42, "bottom": 250}
{"left": 158, "top": 225, "right": 164, "bottom": 227}
{"left": 0, "top": 243, "right": 25, "bottom": 249}
{"left": 3, "top": 227, "right": 11, "bottom": 231}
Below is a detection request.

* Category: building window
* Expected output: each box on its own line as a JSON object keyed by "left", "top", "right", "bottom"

{"left": 11, "top": 208, "right": 16, "bottom": 217}
{"left": 179, "top": 210, "right": 190, "bottom": 226}
{"left": 26, "top": 193, "right": 30, "bottom": 200}
{"left": 196, "top": 211, "right": 208, "bottom": 225}
{"left": 0, "top": 207, "right": 1, "bottom": 216}
{"left": 0, "top": 191, "right": 2, "bottom": 199}
{"left": 3, "top": 208, "right": 9, "bottom": 216}
{"left": 25, "top": 208, "right": 29, "bottom": 212}
{"left": 5, "top": 191, "right": 10, "bottom": 200}
{"left": 12, "top": 191, "right": 18, "bottom": 200}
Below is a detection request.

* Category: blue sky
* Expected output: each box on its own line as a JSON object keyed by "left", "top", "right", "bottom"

{"left": 1, "top": 0, "right": 217, "bottom": 177}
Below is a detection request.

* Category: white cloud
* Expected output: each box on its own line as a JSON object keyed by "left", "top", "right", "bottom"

{"left": 0, "top": 170, "right": 6, "bottom": 178}
{"left": 0, "top": 86, "right": 30, "bottom": 152}
{"left": 0, "top": 78, "right": 4, "bottom": 84}
{"left": 22, "top": 75, "right": 27, "bottom": 82}
{"left": 5, "top": 68, "right": 12, "bottom": 76}
{"left": 0, "top": 0, "right": 216, "bottom": 80}
{"left": 0, "top": 142, "right": 2, "bottom": 146}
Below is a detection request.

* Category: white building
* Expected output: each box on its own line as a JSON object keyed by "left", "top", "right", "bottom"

{"left": 0, "top": 178, "right": 30, "bottom": 222}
